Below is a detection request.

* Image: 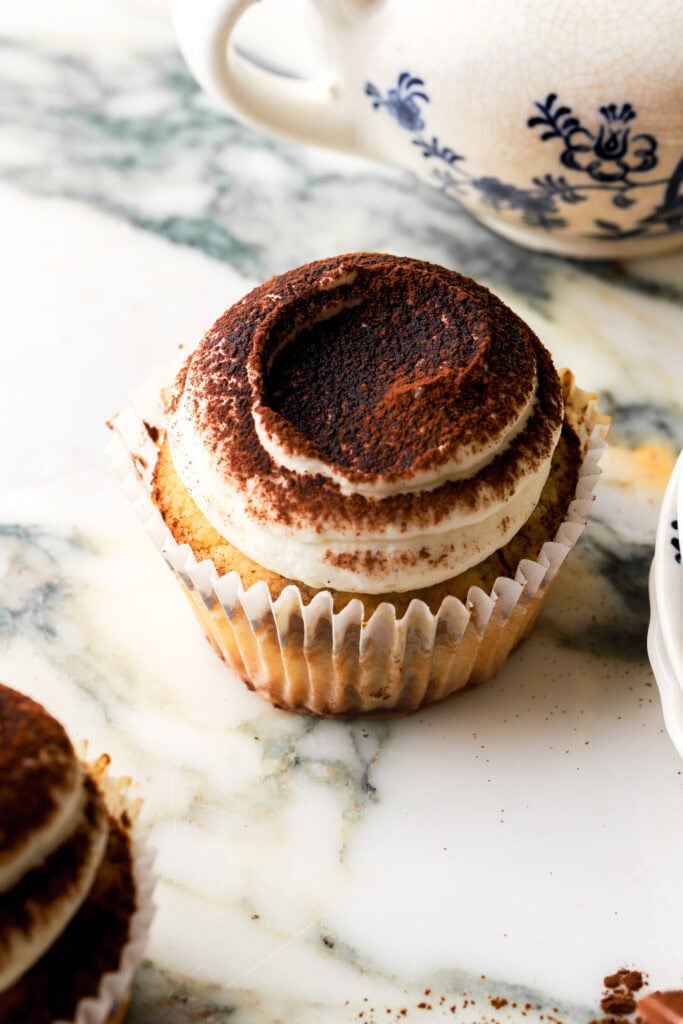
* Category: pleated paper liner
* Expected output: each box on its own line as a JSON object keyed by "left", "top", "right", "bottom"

{"left": 60, "top": 757, "right": 155, "bottom": 1024}
{"left": 108, "top": 368, "right": 609, "bottom": 717}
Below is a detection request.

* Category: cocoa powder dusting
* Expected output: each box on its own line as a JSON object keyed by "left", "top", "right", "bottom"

{"left": 322, "top": 968, "right": 661, "bottom": 1024}
{"left": 0, "top": 777, "right": 108, "bottom": 969}
{"left": 589, "top": 967, "right": 650, "bottom": 1024}
{"left": 266, "top": 266, "right": 534, "bottom": 478}
{"left": 602, "top": 994, "right": 638, "bottom": 1016}
{"left": 143, "top": 420, "right": 160, "bottom": 443}
{"left": 172, "top": 253, "right": 564, "bottom": 547}
{"left": 605, "top": 972, "right": 645, "bottom": 994}
{"left": 0, "top": 683, "right": 79, "bottom": 858}
{"left": 0, "top": 814, "right": 135, "bottom": 1024}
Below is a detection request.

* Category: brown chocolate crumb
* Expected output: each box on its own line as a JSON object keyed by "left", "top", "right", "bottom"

{"left": 602, "top": 994, "right": 638, "bottom": 1016}
{"left": 605, "top": 972, "right": 645, "bottom": 993}
{"left": 143, "top": 419, "right": 160, "bottom": 443}
{"left": 490, "top": 997, "right": 509, "bottom": 1009}
{"left": 590, "top": 967, "right": 650, "bottom": 1024}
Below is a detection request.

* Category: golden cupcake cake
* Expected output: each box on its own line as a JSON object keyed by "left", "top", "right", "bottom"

{"left": 0, "top": 683, "right": 154, "bottom": 1024}
{"left": 110, "top": 252, "right": 609, "bottom": 716}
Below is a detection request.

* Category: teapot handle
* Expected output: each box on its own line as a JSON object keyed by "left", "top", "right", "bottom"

{"left": 172, "top": 0, "right": 363, "bottom": 154}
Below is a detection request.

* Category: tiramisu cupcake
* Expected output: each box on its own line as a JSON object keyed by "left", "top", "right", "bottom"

{"left": 110, "top": 253, "right": 608, "bottom": 716}
{"left": 0, "top": 683, "right": 154, "bottom": 1024}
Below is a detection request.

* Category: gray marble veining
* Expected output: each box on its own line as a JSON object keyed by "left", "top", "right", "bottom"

{"left": 1, "top": 9, "right": 683, "bottom": 1022}
{"left": 2, "top": 38, "right": 682, "bottom": 309}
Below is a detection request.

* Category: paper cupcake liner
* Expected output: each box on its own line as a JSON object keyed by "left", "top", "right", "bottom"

{"left": 56, "top": 756, "right": 156, "bottom": 1024}
{"left": 108, "top": 368, "right": 609, "bottom": 717}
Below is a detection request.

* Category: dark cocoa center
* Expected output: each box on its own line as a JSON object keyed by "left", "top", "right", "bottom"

{"left": 264, "top": 268, "right": 521, "bottom": 478}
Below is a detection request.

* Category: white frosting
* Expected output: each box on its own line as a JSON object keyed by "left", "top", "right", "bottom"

{"left": 0, "top": 766, "right": 85, "bottom": 895}
{"left": 0, "top": 777, "right": 109, "bottom": 995}
{"left": 167, "top": 374, "right": 562, "bottom": 593}
{"left": 165, "top": 254, "right": 567, "bottom": 594}
{"left": 252, "top": 378, "right": 538, "bottom": 498}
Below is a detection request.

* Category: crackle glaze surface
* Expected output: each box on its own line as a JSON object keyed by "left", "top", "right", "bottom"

{"left": 1, "top": 3, "right": 683, "bottom": 1021}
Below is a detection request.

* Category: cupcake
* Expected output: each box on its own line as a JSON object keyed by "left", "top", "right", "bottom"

{"left": 0, "top": 683, "right": 154, "bottom": 1024}
{"left": 109, "top": 253, "right": 609, "bottom": 716}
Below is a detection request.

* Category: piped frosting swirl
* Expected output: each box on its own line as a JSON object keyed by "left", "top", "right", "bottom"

{"left": 167, "top": 254, "right": 564, "bottom": 593}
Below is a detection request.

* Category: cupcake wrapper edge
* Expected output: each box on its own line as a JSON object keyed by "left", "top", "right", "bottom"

{"left": 57, "top": 770, "right": 156, "bottom": 1024}
{"left": 107, "top": 369, "right": 609, "bottom": 716}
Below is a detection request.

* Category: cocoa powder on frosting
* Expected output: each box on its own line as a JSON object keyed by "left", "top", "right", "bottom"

{"left": 264, "top": 260, "right": 535, "bottom": 479}
{"left": 0, "top": 684, "right": 79, "bottom": 862}
{"left": 0, "top": 775, "right": 105, "bottom": 938}
{"left": 0, "top": 814, "right": 135, "bottom": 1024}
{"left": 170, "top": 253, "right": 563, "bottom": 542}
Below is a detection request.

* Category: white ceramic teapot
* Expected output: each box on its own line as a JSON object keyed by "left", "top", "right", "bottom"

{"left": 173, "top": 0, "right": 683, "bottom": 259}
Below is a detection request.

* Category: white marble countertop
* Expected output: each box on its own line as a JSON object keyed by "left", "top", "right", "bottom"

{"left": 2, "top": 3, "right": 683, "bottom": 1022}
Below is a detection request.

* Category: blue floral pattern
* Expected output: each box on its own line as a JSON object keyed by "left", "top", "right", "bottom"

{"left": 365, "top": 72, "right": 683, "bottom": 242}
{"left": 672, "top": 520, "right": 681, "bottom": 565}
{"left": 528, "top": 96, "right": 658, "bottom": 184}
{"left": 365, "top": 73, "right": 429, "bottom": 132}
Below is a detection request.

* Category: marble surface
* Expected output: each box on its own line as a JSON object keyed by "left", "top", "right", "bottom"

{"left": 2, "top": 3, "right": 683, "bottom": 1021}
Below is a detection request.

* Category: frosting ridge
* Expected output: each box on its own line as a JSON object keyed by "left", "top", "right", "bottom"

{"left": 167, "top": 253, "right": 564, "bottom": 592}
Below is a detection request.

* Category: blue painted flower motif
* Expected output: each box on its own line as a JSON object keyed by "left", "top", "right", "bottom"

{"left": 594, "top": 103, "right": 636, "bottom": 160}
{"left": 673, "top": 520, "right": 681, "bottom": 565}
{"left": 532, "top": 174, "right": 587, "bottom": 204}
{"left": 615, "top": 156, "right": 683, "bottom": 239}
{"left": 365, "top": 71, "right": 682, "bottom": 243}
{"left": 412, "top": 135, "right": 463, "bottom": 166}
{"left": 365, "top": 73, "right": 429, "bottom": 132}
{"left": 528, "top": 96, "right": 658, "bottom": 184}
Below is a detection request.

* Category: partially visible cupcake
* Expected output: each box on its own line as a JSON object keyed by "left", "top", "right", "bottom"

{"left": 0, "top": 683, "right": 154, "bottom": 1024}
{"left": 110, "top": 253, "right": 609, "bottom": 716}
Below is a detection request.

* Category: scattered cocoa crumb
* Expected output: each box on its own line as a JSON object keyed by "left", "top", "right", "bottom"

{"left": 601, "top": 994, "right": 638, "bottom": 1016}
{"left": 588, "top": 967, "right": 650, "bottom": 1024}
{"left": 591, "top": 1017, "right": 632, "bottom": 1024}
{"left": 605, "top": 972, "right": 645, "bottom": 994}
{"left": 143, "top": 420, "right": 160, "bottom": 443}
